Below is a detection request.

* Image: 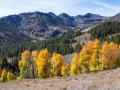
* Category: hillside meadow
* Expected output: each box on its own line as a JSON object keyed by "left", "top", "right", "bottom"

{"left": 0, "top": 67, "right": 120, "bottom": 90}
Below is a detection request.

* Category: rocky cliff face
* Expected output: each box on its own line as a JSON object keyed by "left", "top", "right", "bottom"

{"left": 0, "top": 11, "right": 109, "bottom": 39}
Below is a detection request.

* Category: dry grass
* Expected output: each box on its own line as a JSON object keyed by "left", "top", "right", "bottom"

{"left": 63, "top": 53, "right": 75, "bottom": 63}
{"left": 1, "top": 68, "right": 120, "bottom": 90}
{"left": 72, "top": 33, "right": 91, "bottom": 48}
{"left": 72, "top": 24, "right": 98, "bottom": 48}
{"left": 81, "top": 24, "right": 99, "bottom": 33}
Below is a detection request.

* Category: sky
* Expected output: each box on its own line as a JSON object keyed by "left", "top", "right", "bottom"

{"left": 0, "top": 0, "right": 120, "bottom": 17}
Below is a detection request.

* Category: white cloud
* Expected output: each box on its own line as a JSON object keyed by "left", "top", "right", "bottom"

{"left": 94, "top": 1, "right": 120, "bottom": 12}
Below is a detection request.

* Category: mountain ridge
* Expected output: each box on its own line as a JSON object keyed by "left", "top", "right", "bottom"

{"left": 0, "top": 11, "right": 120, "bottom": 44}
{"left": 0, "top": 12, "right": 108, "bottom": 37}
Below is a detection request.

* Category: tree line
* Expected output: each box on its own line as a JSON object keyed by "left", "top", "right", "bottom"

{"left": 0, "top": 39, "right": 120, "bottom": 82}
{"left": 89, "top": 21, "right": 120, "bottom": 42}
{"left": 0, "top": 31, "right": 83, "bottom": 59}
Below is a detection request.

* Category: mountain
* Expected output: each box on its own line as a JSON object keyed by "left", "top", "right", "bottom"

{"left": 0, "top": 12, "right": 74, "bottom": 38}
{"left": 0, "top": 12, "right": 108, "bottom": 40}
{"left": 110, "top": 13, "right": 120, "bottom": 22}
{"left": 58, "top": 13, "right": 75, "bottom": 27}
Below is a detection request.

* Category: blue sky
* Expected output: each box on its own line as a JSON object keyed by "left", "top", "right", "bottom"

{"left": 0, "top": 0, "right": 120, "bottom": 17}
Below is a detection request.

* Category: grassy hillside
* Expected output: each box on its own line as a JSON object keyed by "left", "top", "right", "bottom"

{"left": 0, "top": 67, "right": 120, "bottom": 90}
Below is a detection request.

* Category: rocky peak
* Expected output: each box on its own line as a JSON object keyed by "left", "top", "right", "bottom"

{"left": 58, "top": 13, "right": 70, "bottom": 18}
{"left": 83, "top": 13, "right": 105, "bottom": 19}
{"left": 83, "top": 13, "right": 93, "bottom": 18}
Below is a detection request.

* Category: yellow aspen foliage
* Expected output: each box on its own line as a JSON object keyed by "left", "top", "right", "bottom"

{"left": 100, "top": 41, "right": 119, "bottom": 69}
{"left": 89, "top": 39, "right": 100, "bottom": 71}
{"left": 89, "top": 53, "right": 99, "bottom": 71}
{"left": 52, "top": 52, "right": 64, "bottom": 76}
{"left": 19, "top": 50, "right": 30, "bottom": 69}
{"left": 18, "top": 60, "right": 28, "bottom": 68}
{"left": 7, "top": 72, "right": 14, "bottom": 81}
{"left": 37, "top": 49, "right": 51, "bottom": 78}
{"left": 86, "top": 41, "right": 93, "bottom": 52}
{"left": 49, "top": 69, "right": 55, "bottom": 77}
{"left": 21, "top": 50, "right": 30, "bottom": 61}
{"left": 61, "top": 65, "right": 68, "bottom": 76}
{"left": 79, "top": 43, "right": 93, "bottom": 73}
{"left": 14, "top": 39, "right": 120, "bottom": 79}
{"left": 79, "top": 55, "right": 89, "bottom": 73}
{"left": 0, "top": 78, "right": 2, "bottom": 82}
{"left": 92, "top": 39, "right": 100, "bottom": 54}
{"left": 1, "top": 69, "right": 7, "bottom": 82}
{"left": 37, "top": 66, "right": 45, "bottom": 77}
{"left": 38, "top": 49, "right": 51, "bottom": 61}
{"left": 116, "top": 45, "right": 120, "bottom": 66}
{"left": 80, "top": 43, "right": 92, "bottom": 59}
{"left": 0, "top": 68, "right": 3, "bottom": 82}
{"left": 0, "top": 61, "right": 2, "bottom": 77}
{"left": 0, "top": 68, "right": 1, "bottom": 77}
{"left": 18, "top": 50, "right": 30, "bottom": 79}
{"left": 70, "top": 53, "right": 80, "bottom": 74}
{"left": 31, "top": 50, "right": 39, "bottom": 77}
{"left": 31, "top": 50, "right": 38, "bottom": 62}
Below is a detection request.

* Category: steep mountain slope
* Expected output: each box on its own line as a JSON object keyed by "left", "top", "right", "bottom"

{"left": 0, "top": 20, "right": 33, "bottom": 45}
{"left": 0, "top": 12, "right": 108, "bottom": 40}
